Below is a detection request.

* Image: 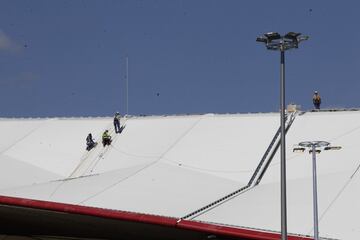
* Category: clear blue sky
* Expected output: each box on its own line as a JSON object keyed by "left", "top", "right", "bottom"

{"left": 1, "top": 0, "right": 359, "bottom": 117}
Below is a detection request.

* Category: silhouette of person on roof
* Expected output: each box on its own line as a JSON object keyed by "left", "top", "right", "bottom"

{"left": 113, "top": 112, "right": 121, "bottom": 134}
{"left": 86, "top": 133, "right": 96, "bottom": 151}
{"left": 313, "top": 91, "right": 321, "bottom": 110}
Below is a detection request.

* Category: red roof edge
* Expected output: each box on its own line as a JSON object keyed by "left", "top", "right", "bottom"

{"left": 178, "top": 220, "right": 312, "bottom": 240}
{"left": 0, "top": 195, "right": 312, "bottom": 240}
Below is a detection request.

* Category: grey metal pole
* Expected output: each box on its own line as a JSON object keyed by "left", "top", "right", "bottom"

{"left": 311, "top": 144, "right": 319, "bottom": 240}
{"left": 126, "top": 56, "right": 129, "bottom": 116}
{"left": 280, "top": 48, "right": 288, "bottom": 240}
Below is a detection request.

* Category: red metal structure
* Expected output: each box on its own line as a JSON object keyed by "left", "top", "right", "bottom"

{"left": 0, "top": 195, "right": 312, "bottom": 240}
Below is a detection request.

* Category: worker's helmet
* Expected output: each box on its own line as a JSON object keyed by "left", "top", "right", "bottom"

{"left": 115, "top": 112, "right": 120, "bottom": 115}
{"left": 314, "top": 91, "right": 318, "bottom": 94}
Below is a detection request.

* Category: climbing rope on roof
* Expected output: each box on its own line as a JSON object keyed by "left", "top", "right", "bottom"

{"left": 68, "top": 121, "right": 115, "bottom": 178}
{"left": 78, "top": 116, "right": 204, "bottom": 205}
{"left": 163, "top": 157, "right": 255, "bottom": 173}
{"left": 328, "top": 124, "right": 360, "bottom": 142}
{"left": 110, "top": 145, "right": 159, "bottom": 159}
{"left": 86, "top": 127, "right": 122, "bottom": 174}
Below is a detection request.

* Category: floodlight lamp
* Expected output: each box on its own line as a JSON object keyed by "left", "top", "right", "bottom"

{"left": 299, "top": 141, "right": 330, "bottom": 148}
{"left": 324, "top": 146, "right": 342, "bottom": 151}
{"left": 264, "top": 32, "right": 281, "bottom": 41}
{"left": 309, "top": 149, "right": 322, "bottom": 154}
{"left": 284, "top": 32, "right": 301, "bottom": 41}
{"left": 257, "top": 32, "right": 308, "bottom": 51}
{"left": 297, "top": 35, "right": 309, "bottom": 43}
{"left": 298, "top": 141, "right": 313, "bottom": 147}
{"left": 293, "top": 147, "right": 305, "bottom": 152}
{"left": 256, "top": 36, "right": 267, "bottom": 43}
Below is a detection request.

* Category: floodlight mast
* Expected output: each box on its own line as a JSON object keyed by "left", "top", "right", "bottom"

{"left": 256, "top": 32, "right": 308, "bottom": 240}
{"left": 126, "top": 56, "right": 129, "bottom": 116}
{"left": 298, "top": 141, "right": 330, "bottom": 240}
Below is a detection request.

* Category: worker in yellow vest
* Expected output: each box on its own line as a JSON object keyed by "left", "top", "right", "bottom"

{"left": 102, "top": 130, "right": 112, "bottom": 147}
{"left": 313, "top": 91, "right": 321, "bottom": 110}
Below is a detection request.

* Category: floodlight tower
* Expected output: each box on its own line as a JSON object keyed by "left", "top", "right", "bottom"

{"left": 296, "top": 141, "right": 341, "bottom": 240}
{"left": 256, "top": 32, "right": 309, "bottom": 240}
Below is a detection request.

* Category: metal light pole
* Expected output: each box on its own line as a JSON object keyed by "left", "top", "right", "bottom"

{"left": 257, "top": 32, "right": 309, "bottom": 240}
{"left": 279, "top": 45, "right": 288, "bottom": 240}
{"left": 126, "top": 56, "right": 129, "bottom": 116}
{"left": 298, "top": 141, "right": 330, "bottom": 240}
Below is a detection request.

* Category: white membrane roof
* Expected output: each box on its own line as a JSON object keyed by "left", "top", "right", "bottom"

{"left": 1, "top": 111, "right": 359, "bottom": 239}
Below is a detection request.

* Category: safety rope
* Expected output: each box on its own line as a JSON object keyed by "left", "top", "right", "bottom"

{"left": 69, "top": 115, "right": 132, "bottom": 178}
{"left": 78, "top": 116, "right": 204, "bottom": 204}
{"left": 68, "top": 120, "right": 115, "bottom": 178}
{"left": 110, "top": 145, "right": 159, "bottom": 159}
{"left": 86, "top": 129, "right": 121, "bottom": 174}
{"left": 162, "top": 157, "right": 254, "bottom": 173}
{"left": 328, "top": 124, "right": 360, "bottom": 142}
{"left": 54, "top": 119, "right": 123, "bottom": 198}
{"left": 86, "top": 117, "right": 130, "bottom": 173}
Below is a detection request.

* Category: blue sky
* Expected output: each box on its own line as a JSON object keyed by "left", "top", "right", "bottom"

{"left": 0, "top": 0, "right": 359, "bottom": 117}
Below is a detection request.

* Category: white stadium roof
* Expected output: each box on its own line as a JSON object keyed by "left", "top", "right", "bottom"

{"left": 1, "top": 110, "right": 359, "bottom": 239}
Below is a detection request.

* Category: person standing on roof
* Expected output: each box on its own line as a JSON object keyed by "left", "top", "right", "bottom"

{"left": 86, "top": 133, "right": 96, "bottom": 151}
{"left": 113, "top": 112, "right": 121, "bottom": 134}
{"left": 102, "top": 130, "right": 112, "bottom": 147}
{"left": 313, "top": 91, "right": 321, "bottom": 110}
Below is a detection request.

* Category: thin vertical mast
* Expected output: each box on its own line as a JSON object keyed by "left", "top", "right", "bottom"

{"left": 126, "top": 56, "right": 129, "bottom": 116}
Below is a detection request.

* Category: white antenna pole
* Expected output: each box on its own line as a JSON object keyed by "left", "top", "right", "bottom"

{"left": 126, "top": 56, "right": 129, "bottom": 116}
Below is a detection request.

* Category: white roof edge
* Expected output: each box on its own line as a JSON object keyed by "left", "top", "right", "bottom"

{"left": 1, "top": 108, "right": 360, "bottom": 121}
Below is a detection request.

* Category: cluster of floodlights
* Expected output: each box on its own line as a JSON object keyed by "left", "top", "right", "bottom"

{"left": 256, "top": 32, "right": 309, "bottom": 51}
{"left": 292, "top": 141, "right": 341, "bottom": 240}
{"left": 293, "top": 141, "right": 342, "bottom": 153}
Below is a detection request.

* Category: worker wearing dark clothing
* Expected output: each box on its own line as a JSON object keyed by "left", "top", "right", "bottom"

{"left": 102, "top": 130, "right": 112, "bottom": 147}
{"left": 113, "top": 112, "right": 121, "bottom": 133}
{"left": 86, "top": 133, "right": 96, "bottom": 151}
{"left": 313, "top": 91, "right": 321, "bottom": 110}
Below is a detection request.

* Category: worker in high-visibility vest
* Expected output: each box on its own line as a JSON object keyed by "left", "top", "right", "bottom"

{"left": 313, "top": 91, "right": 321, "bottom": 110}
{"left": 102, "top": 130, "right": 112, "bottom": 147}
